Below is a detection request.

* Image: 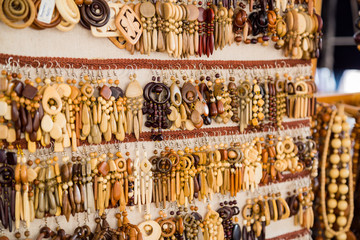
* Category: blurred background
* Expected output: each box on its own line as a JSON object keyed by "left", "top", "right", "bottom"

{"left": 316, "top": 0, "right": 360, "bottom": 94}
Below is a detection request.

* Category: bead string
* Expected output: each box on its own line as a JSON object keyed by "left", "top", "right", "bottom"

{"left": 320, "top": 107, "right": 354, "bottom": 238}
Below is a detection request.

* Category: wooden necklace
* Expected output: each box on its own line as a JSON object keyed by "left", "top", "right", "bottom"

{"left": 320, "top": 106, "right": 354, "bottom": 240}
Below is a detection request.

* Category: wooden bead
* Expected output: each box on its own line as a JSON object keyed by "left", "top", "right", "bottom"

{"left": 330, "top": 154, "right": 340, "bottom": 164}
{"left": 331, "top": 123, "right": 342, "bottom": 133}
{"left": 337, "top": 200, "right": 348, "bottom": 211}
{"left": 324, "top": 230, "right": 334, "bottom": 239}
{"left": 328, "top": 183, "right": 338, "bottom": 194}
{"left": 338, "top": 184, "right": 349, "bottom": 194}
{"left": 327, "top": 213, "right": 336, "bottom": 223}
{"left": 331, "top": 139, "right": 341, "bottom": 149}
{"left": 342, "top": 138, "right": 351, "bottom": 148}
{"left": 329, "top": 168, "right": 339, "bottom": 178}
{"left": 339, "top": 168, "right": 349, "bottom": 178}
{"left": 340, "top": 153, "right": 350, "bottom": 163}
{"left": 336, "top": 216, "right": 347, "bottom": 227}
{"left": 327, "top": 199, "right": 337, "bottom": 209}
{"left": 336, "top": 233, "right": 347, "bottom": 240}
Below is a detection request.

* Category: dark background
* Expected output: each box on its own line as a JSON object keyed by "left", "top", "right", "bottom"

{"left": 318, "top": 0, "right": 360, "bottom": 88}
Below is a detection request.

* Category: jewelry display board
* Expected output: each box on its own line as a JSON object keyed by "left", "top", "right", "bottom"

{"left": 0, "top": 1, "right": 320, "bottom": 238}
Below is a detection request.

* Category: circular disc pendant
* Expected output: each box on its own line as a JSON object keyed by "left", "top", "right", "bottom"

{"left": 138, "top": 220, "right": 162, "bottom": 240}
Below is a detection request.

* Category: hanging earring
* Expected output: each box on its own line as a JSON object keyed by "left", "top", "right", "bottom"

{"left": 125, "top": 69, "right": 144, "bottom": 140}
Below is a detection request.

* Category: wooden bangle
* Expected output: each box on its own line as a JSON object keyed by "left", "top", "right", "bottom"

{"left": 0, "top": 0, "right": 35, "bottom": 29}
{"left": 55, "top": 0, "right": 80, "bottom": 24}
{"left": 32, "top": 0, "right": 61, "bottom": 29}
{"left": 3, "top": 0, "right": 29, "bottom": 21}
{"left": 56, "top": 19, "right": 76, "bottom": 31}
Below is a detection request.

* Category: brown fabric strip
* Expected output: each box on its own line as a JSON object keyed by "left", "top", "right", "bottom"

{"left": 0, "top": 53, "right": 311, "bottom": 69}
{"left": 6, "top": 119, "right": 310, "bottom": 149}
{"left": 264, "top": 169, "right": 310, "bottom": 185}
{"left": 266, "top": 228, "right": 310, "bottom": 240}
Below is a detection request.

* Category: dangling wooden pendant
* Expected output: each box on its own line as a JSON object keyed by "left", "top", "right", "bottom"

{"left": 125, "top": 74, "right": 143, "bottom": 140}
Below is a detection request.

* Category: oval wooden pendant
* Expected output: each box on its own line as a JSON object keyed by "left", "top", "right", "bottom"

{"left": 41, "top": 114, "right": 54, "bottom": 133}
{"left": 187, "top": 4, "right": 199, "bottom": 21}
{"left": 170, "top": 83, "right": 182, "bottom": 107}
{"left": 190, "top": 110, "right": 202, "bottom": 125}
{"left": 181, "top": 82, "right": 198, "bottom": 104}
{"left": 50, "top": 123, "right": 62, "bottom": 140}
{"left": 140, "top": 2, "right": 155, "bottom": 18}
{"left": 42, "top": 86, "right": 63, "bottom": 115}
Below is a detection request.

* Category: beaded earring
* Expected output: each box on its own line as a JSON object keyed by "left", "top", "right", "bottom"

{"left": 125, "top": 72, "right": 144, "bottom": 140}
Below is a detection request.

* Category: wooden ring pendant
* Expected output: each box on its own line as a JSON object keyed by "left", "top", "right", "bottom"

{"left": 283, "top": 139, "right": 294, "bottom": 154}
{"left": 0, "top": 166, "right": 15, "bottom": 185}
{"left": 156, "top": 157, "right": 172, "bottom": 173}
{"left": 148, "top": 83, "right": 171, "bottom": 105}
{"left": 159, "top": 220, "right": 176, "bottom": 237}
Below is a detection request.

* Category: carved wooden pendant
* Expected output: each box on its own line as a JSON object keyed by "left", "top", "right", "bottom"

{"left": 115, "top": 5, "right": 143, "bottom": 45}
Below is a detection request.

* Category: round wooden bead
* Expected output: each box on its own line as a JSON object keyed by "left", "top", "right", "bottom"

{"left": 329, "top": 168, "right": 339, "bottom": 179}
{"left": 228, "top": 151, "right": 237, "bottom": 159}
{"left": 336, "top": 216, "right": 347, "bottom": 227}
{"left": 327, "top": 213, "right": 336, "bottom": 223}
{"left": 332, "top": 123, "right": 342, "bottom": 133}
{"left": 337, "top": 200, "right": 348, "bottom": 211}
{"left": 342, "top": 122, "right": 350, "bottom": 131}
{"left": 325, "top": 230, "right": 334, "bottom": 239}
{"left": 340, "top": 153, "right": 350, "bottom": 163}
{"left": 328, "top": 183, "right": 338, "bottom": 194}
{"left": 331, "top": 139, "right": 341, "bottom": 149}
{"left": 342, "top": 138, "right": 351, "bottom": 148}
{"left": 330, "top": 154, "right": 340, "bottom": 164}
{"left": 327, "top": 199, "right": 337, "bottom": 209}
{"left": 338, "top": 184, "right": 349, "bottom": 194}
{"left": 339, "top": 168, "right": 349, "bottom": 179}
{"left": 336, "top": 233, "right": 347, "bottom": 240}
